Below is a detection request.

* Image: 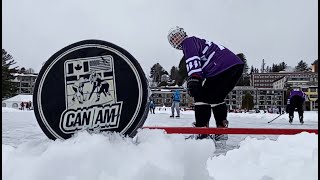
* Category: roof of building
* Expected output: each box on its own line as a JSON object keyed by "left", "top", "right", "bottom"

{"left": 2, "top": 94, "right": 33, "bottom": 103}
{"left": 12, "top": 73, "right": 38, "bottom": 77}
{"left": 272, "top": 76, "right": 286, "bottom": 83}
{"left": 252, "top": 72, "right": 317, "bottom": 75}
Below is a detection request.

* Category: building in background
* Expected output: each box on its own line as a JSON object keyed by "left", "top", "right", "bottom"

{"left": 224, "top": 86, "right": 286, "bottom": 110}
{"left": 311, "top": 60, "right": 318, "bottom": 73}
{"left": 149, "top": 86, "right": 189, "bottom": 107}
{"left": 272, "top": 76, "right": 318, "bottom": 89}
{"left": 150, "top": 86, "right": 287, "bottom": 111}
{"left": 302, "top": 86, "right": 318, "bottom": 111}
{"left": 250, "top": 72, "right": 317, "bottom": 88}
{"left": 143, "top": 70, "right": 319, "bottom": 111}
{"left": 11, "top": 73, "right": 38, "bottom": 95}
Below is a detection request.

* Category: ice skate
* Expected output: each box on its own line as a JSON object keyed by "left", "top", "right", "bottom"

{"left": 289, "top": 116, "right": 293, "bottom": 124}
{"left": 299, "top": 116, "right": 304, "bottom": 124}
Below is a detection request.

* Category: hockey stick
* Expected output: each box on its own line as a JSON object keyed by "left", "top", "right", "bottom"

{"left": 193, "top": 102, "right": 225, "bottom": 107}
{"left": 267, "top": 113, "right": 285, "bottom": 123}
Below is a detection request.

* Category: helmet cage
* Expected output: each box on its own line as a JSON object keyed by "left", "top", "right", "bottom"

{"left": 167, "top": 27, "right": 187, "bottom": 50}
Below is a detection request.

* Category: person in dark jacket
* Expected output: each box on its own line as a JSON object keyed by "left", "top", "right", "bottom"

{"left": 20, "top": 102, "right": 25, "bottom": 110}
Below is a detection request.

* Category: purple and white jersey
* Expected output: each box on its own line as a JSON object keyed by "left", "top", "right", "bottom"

{"left": 181, "top": 36, "right": 244, "bottom": 79}
{"left": 289, "top": 89, "right": 307, "bottom": 100}
{"left": 287, "top": 89, "right": 307, "bottom": 105}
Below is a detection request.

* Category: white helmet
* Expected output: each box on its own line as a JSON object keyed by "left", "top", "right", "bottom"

{"left": 167, "top": 26, "right": 187, "bottom": 50}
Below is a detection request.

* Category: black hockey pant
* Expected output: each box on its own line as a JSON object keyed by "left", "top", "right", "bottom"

{"left": 287, "top": 96, "right": 304, "bottom": 118}
{"left": 194, "top": 64, "right": 244, "bottom": 127}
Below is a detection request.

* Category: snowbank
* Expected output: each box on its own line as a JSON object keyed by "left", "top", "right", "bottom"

{"left": 2, "top": 107, "right": 24, "bottom": 112}
{"left": 207, "top": 132, "right": 318, "bottom": 180}
{"left": 2, "top": 107, "right": 318, "bottom": 180}
{"left": 2, "top": 130, "right": 318, "bottom": 180}
{"left": 3, "top": 130, "right": 215, "bottom": 180}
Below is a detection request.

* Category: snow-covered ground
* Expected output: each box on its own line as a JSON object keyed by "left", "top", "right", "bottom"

{"left": 2, "top": 107, "right": 318, "bottom": 180}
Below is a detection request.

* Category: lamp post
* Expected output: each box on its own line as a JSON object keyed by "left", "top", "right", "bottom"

{"left": 255, "top": 87, "right": 258, "bottom": 110}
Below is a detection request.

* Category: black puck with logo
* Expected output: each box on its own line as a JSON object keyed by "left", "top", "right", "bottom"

{"left": 33, "top": 40, "right": 149, "bottom": 140}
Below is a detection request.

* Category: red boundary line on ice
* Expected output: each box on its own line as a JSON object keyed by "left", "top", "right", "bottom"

{"left": 142, "top": 127, "right": 318, "bottom": 135}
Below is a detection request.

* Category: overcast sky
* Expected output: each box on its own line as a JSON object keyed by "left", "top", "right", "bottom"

{"left": 3, "top": 0, "right": 318, "bottom": 75}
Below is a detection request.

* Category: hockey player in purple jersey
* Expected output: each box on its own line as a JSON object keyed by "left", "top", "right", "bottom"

{"left": 167, "top": 26, "right": 244, "bottom": 142}
{"left": 286, "top": 88, "right": 307, "bottom": 124}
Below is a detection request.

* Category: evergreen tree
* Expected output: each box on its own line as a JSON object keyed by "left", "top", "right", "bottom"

{"left": 264, "top": 62, "right": 287, "bottom": 72}
{"left": 295, "top": 60, "right": 309, "bottom": 72}
{"left": 279, "top": 62, "right": 287, "bottom": 71}
{"left": 19, "top": 67, "right": 26, "bottom": 74}
{"left": 235, "top": 53, "right": 250, "bottom": 86}
{"left": 158, "top": 81, "right": 168, "bottom": 87}
{"left": 236, "top": 53, "right": 249, "bottom": 74}
{"left": 149, "top": 63, "right": 167, "bottom": 84}
{"left": 250, "top": 65, "right": 254, "bottom": 74}
{"left": 162, "top": 70, "right": 169, "bottom": 75}
{"left": 261, "top": 59, "right": 266, "bottom": 73}
{"left": 266, "top": 65, "right": 270, "bottom": 72}
{"left": 2, "top": 49, "right": 18, "bottom": 98}
{"left": 170, "top": 66, "right": 180, "bottom": 85}
{"left": 177, "top": 56, "right": 188, "bottom": 86}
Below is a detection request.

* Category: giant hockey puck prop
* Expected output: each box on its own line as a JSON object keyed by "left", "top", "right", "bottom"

{"left": 33, "top": 40, "right": 149, "bottom": 140}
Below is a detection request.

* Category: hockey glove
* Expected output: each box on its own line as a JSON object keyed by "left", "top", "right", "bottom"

{"left": 187, "top": 75, "right": 202, "bottom": 98}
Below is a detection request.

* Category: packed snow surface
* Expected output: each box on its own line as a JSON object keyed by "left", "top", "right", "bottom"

{"left": 2, "top": 107, "right": 318, "bottom": 180}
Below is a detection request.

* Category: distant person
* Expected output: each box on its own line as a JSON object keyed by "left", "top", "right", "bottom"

{"left": 26, "top": 102, "right": 30, "bottom": 110}
{"left": 20, "top": 102, "right": 25, "bottom": 110}
{"left": 170, "top": 90, "right": 181, "bottom": 118}
{"left": 286, "top": 88, "right": 307, "bottom": 124}
{"left": 149, "top": 100, "right": 155, "bottom": 114}
{"left": 28, "top": 101, "right": 32, "bottom": 110}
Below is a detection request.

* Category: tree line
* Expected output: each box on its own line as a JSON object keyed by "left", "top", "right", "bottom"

{"left": 149, "top": 54, "right": 316, "bottom": 88}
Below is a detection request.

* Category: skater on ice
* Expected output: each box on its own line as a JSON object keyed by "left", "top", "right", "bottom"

{"left": 149, "top": 100, "right": 155, "bottom": 114}
{"left": 167, "top": 26, "right": 244, "bottom": 141}
{"left": 170, "top": 90, "right": 181, "bottom": 118}
{"left": 286, "top": 88, "right": 307, "bottom": 124}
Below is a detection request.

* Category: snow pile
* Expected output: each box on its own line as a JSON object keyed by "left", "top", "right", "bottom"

{"left": 2, "top": 107, "right": 23, "bottom": 112}
{"left": 2, "top": 130, "right": 215, "bottom": 180}
{"left": 2, "top": 130, "right": 318, "bottom": 180}
{"left": 207, "top": 132, "right": 318, "bottom": 180}
{"left": 2, "top": 107, "right": 318, "bottom": 180}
